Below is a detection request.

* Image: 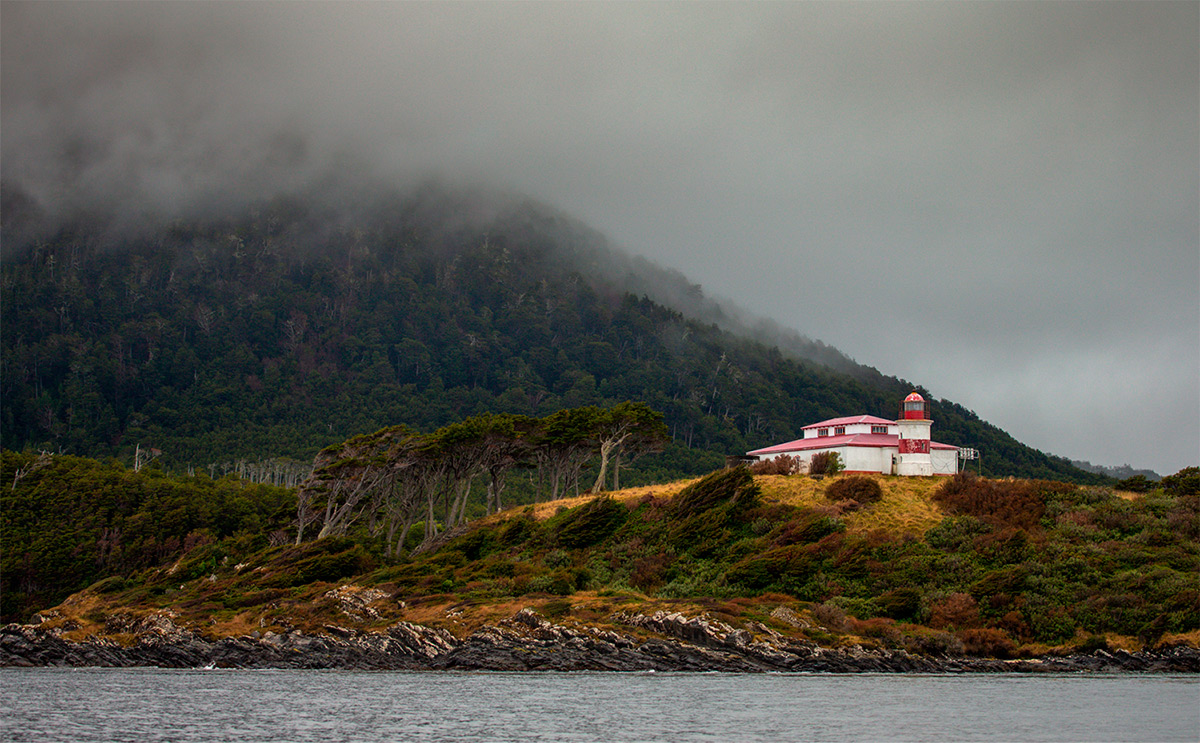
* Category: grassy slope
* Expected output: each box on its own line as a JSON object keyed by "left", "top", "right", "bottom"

{"left": 28, "top": 470, "right": 1200, "bottom": 659}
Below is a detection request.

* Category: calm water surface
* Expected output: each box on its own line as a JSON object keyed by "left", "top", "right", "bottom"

{"left": 1, "top": 669, "right": 1197, "bottom": 742}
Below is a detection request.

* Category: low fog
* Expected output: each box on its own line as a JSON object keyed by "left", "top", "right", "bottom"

{"left": 2, "top": 2, "right": 1196, "bottom": 474}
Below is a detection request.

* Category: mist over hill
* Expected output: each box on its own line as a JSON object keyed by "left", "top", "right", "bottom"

{"left": 0, "top": 178, "right": 1103, "bottom": 484}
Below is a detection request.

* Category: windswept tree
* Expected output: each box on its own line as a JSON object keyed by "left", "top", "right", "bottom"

{"left": 474, "top": 414, "right": 537, "bottom": 515}
{"left": 294, "top": 402, "right": 672, "bottom": 546}
{"left": 590, "top": 402, "right": 668, "bottom": 492}
{"left": 382, "top": 445, "right": 438, "bottom": 556}
{"left": 296, "top": 425, "right": 420, "bottom": 542}
{"left": 533, "top": 407, "right": 599, "bottom": 500}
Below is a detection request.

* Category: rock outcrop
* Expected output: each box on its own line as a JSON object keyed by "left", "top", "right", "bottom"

{"left": 3, "top": 609, "right": 1198, "bottom": 673}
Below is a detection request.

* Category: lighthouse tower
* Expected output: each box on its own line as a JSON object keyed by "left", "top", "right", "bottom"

{"left": 895, "top": 392, "right": 934, "bottom": 476}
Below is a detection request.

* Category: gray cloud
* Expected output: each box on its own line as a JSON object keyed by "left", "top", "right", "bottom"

{"left": 3, "top": 1, "right": 1196, "bottom": 474}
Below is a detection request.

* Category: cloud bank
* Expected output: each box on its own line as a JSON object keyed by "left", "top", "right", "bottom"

{"left": 3, "top": 1, "right": 1196, "bottom": 474}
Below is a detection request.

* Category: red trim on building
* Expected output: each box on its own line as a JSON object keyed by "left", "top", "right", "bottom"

{"left": 801, "top": 414, "right": 894, "bottom": 431}
{"left": 748, "top": 433, "right": 955, "bottom": 457}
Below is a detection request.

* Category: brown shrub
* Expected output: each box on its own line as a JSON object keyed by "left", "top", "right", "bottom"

{"left": 958, "top": 627, "right": 1017, "bottom": 658}
{"left": 826, "top": 476, "right": 884, "bottom": 506}
{"left": 750, "top": 455, "right": 801, "bottom": 476}
{"left": 902, "top": 629, "right": 964, "bottom": 656}
{"left": 929, "top": 592, "right": 980, "bottom": 630}
{"left": 847, "top": 616, "right": 901, "bottom": 644}
{"left": 629, "top": 552, "right": 674, "bottom": 593}
{"left": 809, "top": 451, "right": 843, "bottom": 476}
{"left": 813, "top": 601, "right": 848, "bottom": 631}
{"left": 934, "top": 473, "right": 1075, "bottom": 530}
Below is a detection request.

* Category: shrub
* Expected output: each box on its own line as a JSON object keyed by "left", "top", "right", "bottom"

{"left": 724, "top": 544, "right": 813, "bottom": 591}
{"left": 770, "top": 512, "right": 845, "bottom": 546}
{"left": 498, "top": 514, "right": 538, "bottom": 546}
{"left": 925, "top": 515, "right": 992, "bottom": 551}
{"left": 813, "top": 601, "right": 848, "bottom": 631}
{"left": 1162, "top": 467, "right": 1200, "bottom": 497}
{"left": 750, "top": 455, "right": 800, "bottom": 476}
{"left": 1118, "top": 475, "right": 1154, "bottom": 493}
{"left": 928, "top": 592, "right": 980, "bottom": 629}
{"left": 554, "top": 495, "right": 627, "bottom": 548}
{"left": 809, "top": 452, "right": 843, "bottom": 477}
{"left": 1075, "top": 633, "right": 1111, "bottom": 653}
{"left": 455, "top": 529, "right": 494, "bottom": 561}
{"left": 877, "top": 586, "right": 922, "bottom": 621}
{"left": 934, "top": 473, "right": 1074, "bottom": 530}
{"left": 957, "top": 627, "right": 1016, "bottom": 658}
{"left": 826, "top": 476, "right": 883, "bottom": 506}
{"left": 630, "top": 552, "right": 675, "bottom": 593}
{"left": 672, "top": 467, "right": 762, "bottom": 517}
{"left": 848, "top": 616, "right": 901, "bottom": 644}
{"left": 526, "top": 571, "right": 575, "bottom": 596}
{"left": 827, "top": 595, "right": 882, "bottom": 620}
{"left": 903, "top": 630, "right": 964, "bottom": 656}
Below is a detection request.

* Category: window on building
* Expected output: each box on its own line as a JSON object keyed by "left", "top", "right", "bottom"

{"left": 834, "top": 426, "right": 846, "bottom": 436}
{"left": 818, "top": 428, "right": 829, "bottom": 437}
{"left": 871, "top": 425, "right": 888, "bottom": 434}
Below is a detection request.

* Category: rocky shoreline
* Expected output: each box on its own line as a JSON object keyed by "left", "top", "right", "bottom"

{"left": 3, "top": 608, "right": 1198, "bottom": 673}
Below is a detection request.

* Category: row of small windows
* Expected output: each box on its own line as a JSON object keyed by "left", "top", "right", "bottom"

{"left": 817, "top": 424, "right": 892, "bottom": 437}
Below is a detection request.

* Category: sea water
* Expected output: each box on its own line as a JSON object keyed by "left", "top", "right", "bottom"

{"left": 1, "top": 669, "right": 1197, "bottom": 742}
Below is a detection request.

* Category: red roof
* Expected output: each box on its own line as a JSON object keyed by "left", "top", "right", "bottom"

{"left": 801, "top": 414, "right": 895, "bottom": 430}
{"left": 904, "top": 392, "right": 925, "bottom": 402}
{"left": 748, "top": 433, "right": 957, "bottom": 457}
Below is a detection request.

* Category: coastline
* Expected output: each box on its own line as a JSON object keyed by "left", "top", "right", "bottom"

{"left": 5, "top": 608, "right": 1197, "bottom": 674}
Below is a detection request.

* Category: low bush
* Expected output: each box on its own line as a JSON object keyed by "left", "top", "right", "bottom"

{"left": 672, "top": 467, "right": 762, "bottom": 517}
{"left": 957, "top": 627, "right": 1016, "bottom": 658}
{"left": 813, "top": 601, "right": 847, "bottom": 631}
{"left": 902, "top": 629, "right": 964, "bottom": 656}
{"left": 877, "top": 586, "right": 922, "bottom": 621}
{"left": 554, "top": 496, "right": 627, "bottom": 549}
{"left": 750, "top": 455, "right": 800, "bottom": 476}
{"left": 809, "top": 452, "right": 843, "bottom": 477}
{"left": 1161, "top": 467, "right": 1200, "bottom": 497}
{"left": 924, "top": 515, "right": 992, "bottom": 551}
{"left": 827, "top": 595, "right": 882, "bottom": 620}
{"left": 826, "top": 476, "right": 883, "bottom": 506}
{"left": 934, "top": 473, "right": 1075, "bottom": 530}
{"left": 928, "top": 592, "right": 980, "bottom": 629}
{"left": 770, "top": 513, "right": 845, "bottom": 546}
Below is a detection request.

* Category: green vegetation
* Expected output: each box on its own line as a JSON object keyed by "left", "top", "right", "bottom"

{"left": 1, "top": 450, "right": 294, "bottom": 622}
{"left": 7, "top": 451, "right": 1196, "bottom": 657}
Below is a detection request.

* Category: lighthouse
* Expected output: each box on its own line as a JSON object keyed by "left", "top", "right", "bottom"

{"left": 745, "top": 391, "right": 959, "bottom": 476}
{"left": 895, "top": 392, "right": 934, "bottom": 476}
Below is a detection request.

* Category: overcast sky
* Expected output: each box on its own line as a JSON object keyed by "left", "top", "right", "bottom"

{"left": 3, "top": 1, "right": 1197, "bottom": 475}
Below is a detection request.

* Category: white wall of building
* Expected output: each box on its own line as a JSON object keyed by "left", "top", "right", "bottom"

{"left": 759, "top": 444, "right": 958, "bottom": 476}
{"left": 842, "top": 446, "right": 892, "bottom": 474}
{"left": 932, "top": 449, "right": 958, "bottom": 475}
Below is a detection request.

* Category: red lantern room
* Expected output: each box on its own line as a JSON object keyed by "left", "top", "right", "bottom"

{"left": 900, "top": 392, "right": 929, "bottom": 420}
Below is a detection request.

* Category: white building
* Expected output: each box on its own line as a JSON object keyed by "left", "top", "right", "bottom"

{"left": 746, "top": 392, "right": 959, "bottom": 476}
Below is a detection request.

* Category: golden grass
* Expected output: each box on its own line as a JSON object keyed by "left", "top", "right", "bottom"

{"left": 757, "top": 472, "right": 947, "bottom": 537}
{"left": 490, "top": 472, "right": 949, "bottom": 539}
{"left": 503, "top": 479, "right": 701, "bottom": 522}
{"left": 1159, "top": 629, "right": 1200, "bottom": 649}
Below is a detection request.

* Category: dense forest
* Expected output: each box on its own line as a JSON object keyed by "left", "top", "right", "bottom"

{"left": 0, "top": 183, "right": 1106, "bottom": 485}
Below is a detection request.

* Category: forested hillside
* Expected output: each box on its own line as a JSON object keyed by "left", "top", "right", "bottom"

{"left": 0, "top": 183, "right": 1104, "bottom": 483}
